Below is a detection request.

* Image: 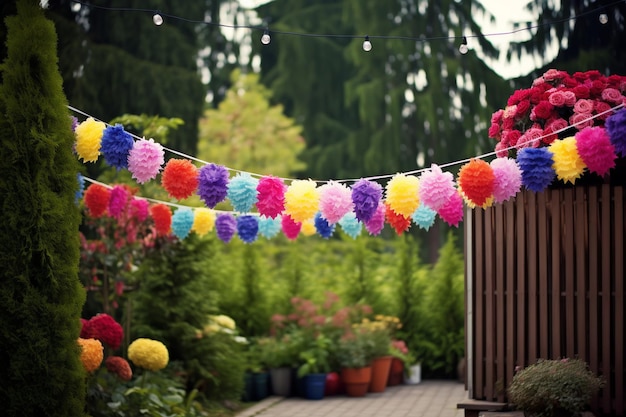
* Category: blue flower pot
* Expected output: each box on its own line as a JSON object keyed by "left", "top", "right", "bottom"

{"left": 303, "top": 373, "right": 326, "bottom": 400}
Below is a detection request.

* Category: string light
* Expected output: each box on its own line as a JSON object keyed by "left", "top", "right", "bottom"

{"left": 459, "top": 36, "right": 469, "bottom": 54}
{"left": 362, "top": 35, "right": 372, "bottom": 52}
{"left": 152, "top": 12, "right": 163, "bottom": 26}
{"left": 261, "top": 29, "right": 271, "bottom": 45}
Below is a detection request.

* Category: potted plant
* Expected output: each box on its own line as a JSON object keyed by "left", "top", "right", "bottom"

{"left": 388, "top": 339, "right": 415, "bottom": 386}
{"left": 507, "top": 358, "right": 604, "bottom": 417}
{"left": 359, "top": 318, "right": 393, "bottom": 393}
{"left": 257, "top": 335, "right": 300, "bottom": 397}
{"left": 336, "top": 330, "right": 374, "bottom": 397}
{"left": 296, "top": 334, "right": 331, "bottom": 400}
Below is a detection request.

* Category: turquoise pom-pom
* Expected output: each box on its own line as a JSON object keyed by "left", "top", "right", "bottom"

{"left": 227, "top": 173, "right": 259, "bottom": 212}
{"left": 338, "top": 212, "right": 362, "bottom": 239}
{"left": 258, "top": 215, "right": 282, "bottom": 238}
{"left": 172, "top": 208, "right": 194, "bottom": 239}
{"left": 412, "top": 204, "right": 437, "bottom": 231}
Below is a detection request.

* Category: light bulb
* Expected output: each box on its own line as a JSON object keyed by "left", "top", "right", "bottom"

{"left": 362, "top": 36, "right": 372, "bottom": 52}
{"left": 261, "top": 30, "right": 271, "bottom": 45}
{"left": 153, "top": 13, "right": 163, "bottom": 26}
{"left": 459, "top": 36, "right": 469, "bottom": 55}
{"left": 599, "top": 13, "right": 608, "bottom": 24}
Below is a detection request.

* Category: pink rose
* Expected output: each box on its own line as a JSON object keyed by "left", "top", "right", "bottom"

{"left": 517, "top": 128, "right": 543, "bottom": 149}
{"left": 488, "top": 123, "right": 501, "bottom": 139}
{"left": 542, "top": 69, "right": 562, "bottom": 81}
{"left": 574, "top": 99, "right": 594, "bottom": 114}
{"left": 548, "top": 91, "right": 566, "bottom": 106}
{"left": 569, "top": 112, "right": 594, "bottom": 130}
{"left": 495, "top": 141, "right": 509, "bottom": 158}
{"left": 491, "top": 109, "right": 504, "bottom": 125}
{"left": 503, "top": 105, "right": 517, "bottom": 119}
{"left": 502, "top": 129, "right": 522, "bottom": 147}
{"left": 601, "top": 87, "right": 623, "bottom": 104}
{"left": 563, "top": 91, "right": 577, "bottom": 106}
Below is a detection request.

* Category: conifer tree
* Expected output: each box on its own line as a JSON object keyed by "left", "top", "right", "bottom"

{"left": 0, "top": 1, "right": 86, "bottom": 415}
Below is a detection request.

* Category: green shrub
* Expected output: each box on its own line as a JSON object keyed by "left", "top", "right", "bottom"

{"left": 507, "top": 358, "right": 604, "bottom": 417}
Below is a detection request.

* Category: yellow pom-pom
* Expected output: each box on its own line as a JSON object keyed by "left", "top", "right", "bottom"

{"left": 284, "top": 180, "right": 319, "bottom": 223}
{"left": 75, "top": 117, "right": 106, "bottom": 163}
{"left": 192, "top": 208, "right": 215, "bottom": 236}
{"left": 550, "top": 137, "right": 586, "bottom": 184}
{"left": 128, "top": 338, "right": 169, "bottom": 371}
{"left": 385, "top": 174, "right": 420, "bottom": 217}
{"left": 301, "top": 219, "right": 316, "bottom": 236}
{"left": 78, "top": 338, "right": 104, "bottom": 372}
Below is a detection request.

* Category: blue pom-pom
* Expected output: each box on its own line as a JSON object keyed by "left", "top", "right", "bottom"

{"left": 412, "top": 204, "right": 436, "bottom": 230}
{"left": 258, "top": 215, "right": 282, "bottom": 238}
{"left": 338, "top": 212, "right": 362, "bottom": 239}
{"left": 517, "top": 147, "right": 556, "bottom": 192}
{"left": 237, "top": 215, "right": 259, "bottom": 243}
{"left": 227, "top": 173, "right": 259, "bottom": 213}
{"left": 351, "top": 179, "right": 382, "bottom": 222}
{"left": 172, "top": 208, "right": 194, "bottom": 240}
{"left": 606, "top": 108, "right": 626, "bottom": 157}
{"left": 216, "top": 213, "right": 237, "bottom": 242}
{"left": 314, "top": 212, "right": 335, "bottom": 238}
{"left": 75, "top": 173, "right": 85, "bottom": 205}
{"left": 198, "top": 164, "right": 230, "bottom": 208}
{"left": 100, "top": 124, "right": 134, "bottom": 170}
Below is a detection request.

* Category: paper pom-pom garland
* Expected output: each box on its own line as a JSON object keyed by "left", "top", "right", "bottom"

{"left": 75, "top": 117, "right": 106, "bottom": 162}
{"left": 172, "top": 209, "right": 194, "bottom": 239}
{"left": 84, "top": 184, "right": 111, "bottom": 218}
{"left": 314, "top": 212, "right": 335, "bottom": 238}
{"left": 490, "top": 158, "right": 522, "bottom": 203}
{"left": 318, "top": 181, "right": 353, "bottom": 224}
{"left": 516, "top": 147, "right": 556, "bottom": 192}
{"left": 227, "top": 173, "right": 259, "bottom": 213}
{"left": 258, "top": 215, "right": 282, "bottom": 238}
{"left": 284, "top": 180, "right": 319, "bottom": 223}
{"left": 281, "top": 214, "right": 302, "bottom": 240}
{"left": 100, "top": 124, "right": 134, "bottom": 170}
{"left": 127, "top": 138, "right": 164, "bottom": 184}
{"left": 161, "top": 159, "right": 199, "bottom": 200}
{"left": 458, "top": 159, "right": 495, "bottom": 208}
{"left": 76, "top": 173, "right": 85, "bottom": 204}
{"left": 385, "top": 174, "right": 420, "bottom": 217}
{"left": 215, "top": 213, "right": 237, "bottom": 243}
{"left": 605, "top": 108, "right": 626, "bottom": 157}
{"left": 412, "top": 204, "right": 437, "bottom": 231}
{"left": 549, "top": 137, "right": 586, "bottom": 184}
{"left": 150, "top": 204, "right": 172, "bottom": 236}
{"left": 192, "top": 208, "right": 215, "bottom": 236}
{"left": 385, "top": 204, "right": 411, "bottom": 235}
{"left": 237, "top": 215, "right": 259, "bottom": 243}
{"left": 438, "top": 190, "right": 464, "bottom": 227}
{"left": 575, "top": 127, "right": 617, "bottom": 176}
{"left": 364, "top": 203, "right": 386, "bottom": 236}
{"left": 351, "top": 179, "right": 382, "bottom": 222}
{"left": 301, "top": 219, "right": 317, "bottom": 236}
{"left": 108, "top": 185, "right": 129, "bottom": 219}
{"left": 338, "top": 212, "right": 362, "bottom": 239}
{"left": 418, "top": 164, "right": 456, "bottom": 211}
{"left": 130, "top": 198, "right": 149, "bottom": 222}
{"left": 198, "top": 164, "right": 229, "bottom": 208}
{"left": 256, "top": 176, "right": 286, "bottom": 219}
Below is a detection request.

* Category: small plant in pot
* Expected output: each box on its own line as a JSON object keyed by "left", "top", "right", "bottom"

{"left": 335, "top": 329, "right": 374, "bottom": 397}
{"left": 507, "top": 358, "right": 604, "bottom": 417}
{"left": 296, "top": 334, "right": 331, "bottom": 400}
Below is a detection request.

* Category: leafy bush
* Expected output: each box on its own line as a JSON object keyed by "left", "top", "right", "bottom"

{"left": 507, "top": 358, "right": 604, "bottom": 417}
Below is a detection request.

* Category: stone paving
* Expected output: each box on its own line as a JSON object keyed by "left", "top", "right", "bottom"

{"left": 236, "top": 380, "right": 467, "bottom": 417}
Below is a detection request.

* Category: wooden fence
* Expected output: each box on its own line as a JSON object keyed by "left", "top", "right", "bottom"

{"left": 465, "top": 184, "right": 625, "bottom": 416}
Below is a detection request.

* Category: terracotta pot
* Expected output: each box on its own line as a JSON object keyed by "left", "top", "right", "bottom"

{"left": 340, "top": 366, "right": 372, "bottom": 397}
{"left": 387, "top": 358, "right": 404, "bottom": 386}
{"left": 369, "top": 356, "right": 393, "bottom": 393}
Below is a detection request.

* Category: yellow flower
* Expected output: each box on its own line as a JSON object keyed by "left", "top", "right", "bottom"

{"left": 213, "top": 315, "right": 236, "bottom": 330}
{"left": 78, "top": 338, "right": 104, "bottom": 372}
{"left": 128, "top": 338, "right": 169, "bottom": 371}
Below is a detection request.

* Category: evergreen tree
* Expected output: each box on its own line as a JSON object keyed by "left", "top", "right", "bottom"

{"left": 0, "top": 1, "right": 86, "bottom": 415}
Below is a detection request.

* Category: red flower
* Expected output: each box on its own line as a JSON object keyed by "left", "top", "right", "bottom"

{"left": 531, "top": 101, "right": 554, "bottom": 120}
{"left": 105, "top": 356, "right": 133, "bottom": 381}
{"left": 86, "top": 313, "right": 124, "bottom": 351}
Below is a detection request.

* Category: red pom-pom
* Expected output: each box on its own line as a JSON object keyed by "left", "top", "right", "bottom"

{"left": 161, "top": 159, "right": 199, "bottom": 200}
{"left": 281, "top": 214, "right": 301, "bottom": 240}
{"left": 458, "top": 159, "right": 495, "bottom": 207}
{"left": 84, "top": 184, "right": 111, "bottom": 217}
{"left": 87, "top": 313, "right": 124, "bottom": 350}
{"left": 385, "top": 204, "right": 411, "bottom": 235}
{"left": 150, "top": 204, "right": 172, "bottom": 236}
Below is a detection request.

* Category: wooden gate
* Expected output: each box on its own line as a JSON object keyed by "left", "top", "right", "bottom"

{"left": 465, "top": 184, "right": 625, "bottom": 416}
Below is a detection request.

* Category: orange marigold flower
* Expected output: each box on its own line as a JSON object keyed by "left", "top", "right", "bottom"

{"left": 78, "top": 338, "right": 103, "bottom": 372}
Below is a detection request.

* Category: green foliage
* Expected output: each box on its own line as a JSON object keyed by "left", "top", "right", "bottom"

{"left": 335, "top": 331, "right": 374, "bottom": 369}
{"left": 297, "top": 334, "right": 332, "bottom": 377}
{"left": 0, "top": 1, "right": 86, "bottom": 415}
{"left": 507, "top": 359, "right": 604, "bottom": 417}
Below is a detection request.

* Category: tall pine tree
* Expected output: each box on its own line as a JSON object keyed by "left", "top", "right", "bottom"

{"left": 0, "top": 0, "right": 86, "bottom": 415}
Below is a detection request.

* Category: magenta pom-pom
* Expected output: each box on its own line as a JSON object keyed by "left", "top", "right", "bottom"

{"left": 437, "top": 191, "right": 464, "bottom": 227}
{"left": 319, "top": 181, "right": 353, "bottom": 224}
{"left": 364, "top": 203, "right": 386, "bottom": 235}
{"left": 256, "top": 176, "right": 286, "bottom": 218}
{"left": 108, "top": 185, "right": 129, "bottom": 219}
{"left": 281, "top": 214, "right": 301, "bottom": 240}
{"left": 130, "top": 198, "right": 149, "bottom": 222}
{"left": 575, "top": 127, "right": 617, "bottom": 177}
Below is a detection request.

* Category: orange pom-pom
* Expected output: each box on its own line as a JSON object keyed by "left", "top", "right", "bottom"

{"left": 385, "top": 204, "right": 411, "bottom": 235}
{"left": 161, "top": 159, "right": 199, "bottom": 200}
{"left": 458, "top": 159, "right": 495, "bottom": 207}
{"left": 83, "top": 184, "right": 111, "bottom": 218}
{"left": 150, "top": 204, "right": 172, "bottom": 236}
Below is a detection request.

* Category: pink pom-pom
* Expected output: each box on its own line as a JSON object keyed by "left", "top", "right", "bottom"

{"left": 575, "top": 127, "right": 617, "bottom": 177}
{"left": 490, "top": 158, "right": 522, "bottom": 203}
{"left": 318, "top": 181, "right": 353, "bottom": 224}
{"left": 108, "top": 185, "right": 130, "bottom": 219}
{"left": 418, "top": 164, "right": 456, "bottom": 211}
{"left": 281, "top": 214, "right": 301, "bottom": 240}
{"left": 256, "top": 176, "right": 286, "bottom": 219}
{"left": 127, "top": 138, "right": 165, "bottom": 184}
{"left": 364, "top": 203, "right": 386, "bottom": 236}
{"left": 437, "top": 190, "right": 464, "bottom": 227}
{"left": 130, "top": 198, "right": 149, "bottom": 222}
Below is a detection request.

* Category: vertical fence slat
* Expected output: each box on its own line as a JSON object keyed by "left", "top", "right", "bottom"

{"left": 495, "top": 205, "right": 505, "bottom": 402}
{"left": 527, "top": 192, "right": 538, "bottom": 364}
{"left": 601, "top": 185, "right": 612, "bottom": 413}
{"left": 537, "top": 192, "right": 549, "bottom": 359}
{"left": 516, "top": 192, "right": 526, "bottom": 370}
{"left": 563, "top": 190, "right": 576, "bottom": 358}
{"left": 551, "top": 189, "right": 562, "bottom": 359}
{"left": 575, "top": 187, "right": 587, "bottom": 360}
{"left": 475, "top": 210, "right": 485, "bottom": 399}
{"left": 505, "top": 199, "right": 516, "bottom": 390}
{"left": 485, "top": 207, "right": 495, "bottom": 400}
{"left": 614, "top": 187, "right": 624, "bottom": 414}
{"left": 587, "top": 187, "right": 600, "bottom": 412}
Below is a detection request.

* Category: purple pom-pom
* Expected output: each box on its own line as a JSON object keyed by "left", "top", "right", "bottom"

{"left": 351, "top": 179, "right": 382, "bottom": 222}
{"left": 100, "top": 124, "right": 134, "bottom": 170}
{"left": 364, "top": 203, "right": 385, "bottom": 235}
{"left": 198, "top": 164, "right": 230, "bottom": 208}
{"left": 237, "top": 215, "right": 259, "bottom": 243}
{"left": 606, "top": 108, "right": 626, "bottom": 157}
{"left": 516, "top": 147, "right": 556, "bottom": 192}
{"left": 215, "top": 213, "right": 237, "bottom": 243}
{"left": 314, "top": 212, "right": 335, "bottom": 239}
